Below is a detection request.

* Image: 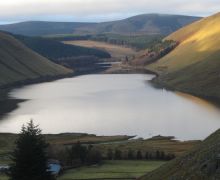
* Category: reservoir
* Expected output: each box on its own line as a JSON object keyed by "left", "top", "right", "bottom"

{"left": 1, "top": 74, "right": 220, "bottom": 140}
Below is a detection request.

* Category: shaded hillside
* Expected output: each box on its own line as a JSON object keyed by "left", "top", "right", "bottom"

{"left": 0, "top": 21, "right": 96, "bottom": 36}
{"left": 139, "top": 129, "right": 220, "bottom": 180}
{"left": 13, "top": 34, "right": 111, "bottom": 60}
{"left": 0, "top": 14, "right": 200, "bottom": 36}
{"left": 0, "top": 32, "right": 72, "bottom": 87}
{"left": 148, "top": 13, "right": 220, "bottom": 100}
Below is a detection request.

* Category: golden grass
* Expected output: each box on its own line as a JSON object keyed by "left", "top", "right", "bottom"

{"left": 63, "top": 40, "right": 138, "bottom": 59}
{"left": 149, "top": 12, "right": 220, "bottom": 74}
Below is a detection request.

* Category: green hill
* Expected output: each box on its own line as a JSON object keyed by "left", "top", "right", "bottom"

{"left": 148, "top": 12, "right": 220, "bottom": 100}
{"left": 0, "top": 14, "right": 200, "bottom": 36}
{"left": 139, "top": 128, "right": 220, "bottom": 180}
{"left": 0, "top": 32, "right": 72, "bottom": 87}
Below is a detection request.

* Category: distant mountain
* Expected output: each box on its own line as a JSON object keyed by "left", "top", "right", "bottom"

{"left": 148, "top": 12, "right": 220, "bottom": 100}
{"left": 0, "top": 32, "right": 72, "bottom": 87}
{"left": 0, "top": 21, "right": 96, "bottom": 36}
{"left": 139, "top": 128, "right": 220, "bottom": 180}
{"left": 78, "top": 14, "right": 201, "bottom": 35}
{"left": 0, "top": 14, "right": 201, "bottom": 36}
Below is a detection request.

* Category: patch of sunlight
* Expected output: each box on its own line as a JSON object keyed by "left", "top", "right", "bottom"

{"left": 182, "top": 21, "right": 220, "bottom": 52}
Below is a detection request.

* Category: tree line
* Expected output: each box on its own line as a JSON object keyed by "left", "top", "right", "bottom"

{"left": 106, "top": 148, "right": 175, "bottom": 161}
{"left": 7, "top": 121, "right": 176, "bottom": 179}
{"left": 49, "top": 142, "right": 102, "bottom": 167}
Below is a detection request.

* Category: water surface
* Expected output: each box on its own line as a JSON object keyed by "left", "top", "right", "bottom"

{"left": 1, "top": 74, "right": 220, "bottom": 140}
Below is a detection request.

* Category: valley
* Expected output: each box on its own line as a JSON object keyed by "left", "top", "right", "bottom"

{"left": 0, "top": 10, "right": 220, "bottom": 180}
{"left": 63, "top": 40, "right": 138, "bottom": 59}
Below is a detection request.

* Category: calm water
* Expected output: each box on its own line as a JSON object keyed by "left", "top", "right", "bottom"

{"left": 1, "top": 74, "right": 220, "bottom": 140}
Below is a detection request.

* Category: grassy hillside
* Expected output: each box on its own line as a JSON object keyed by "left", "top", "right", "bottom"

{"left": 148, "top": 12, "right": 220, "bottom": 100}
{"left": 139, "top": 129, "right": 220, "bottom": 180}
{"left": 0, "top": 32, "right": 72, "bottom": 87}
{"left": 0, "top": 14, "right": 200, "bottom": 36}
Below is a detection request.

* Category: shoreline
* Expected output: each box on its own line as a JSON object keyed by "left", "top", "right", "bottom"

{"left": 0, "top": 66, "right": 109, "bottom": 119}
{"left": 0, "top": 64, "right": 154, "bottom": 119}
{"left": 150, "top": 75, "right": 220, "bottom": 108}
{"left": 107, "top": 64, "right": 220, "bottom": 107}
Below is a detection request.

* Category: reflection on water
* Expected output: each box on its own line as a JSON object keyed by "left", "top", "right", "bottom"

{"left": 0, "top": 74, "right": 220, "bottom": 140}
{"left": 175, "top": 92, "right": 219, "bottom": 113}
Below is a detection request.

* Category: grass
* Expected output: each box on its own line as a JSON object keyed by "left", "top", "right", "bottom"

{"left": 58, "top": 160, "right": 165, "bottom": 180}
{"left": 149, "top": 13, "right": 220, "bottom": 73}
{"left": 63, "top": 40, "right": 138, "bottom": 59}
{"left": 0, "top": 160, "right": 165, "bottom": 180}
{"left": 49, "top": 33, "right": 163, "bottom": 50}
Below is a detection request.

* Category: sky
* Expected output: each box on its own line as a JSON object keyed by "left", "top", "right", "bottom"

{"left": 0, "top": 0, "right": 219, "bottom": 24}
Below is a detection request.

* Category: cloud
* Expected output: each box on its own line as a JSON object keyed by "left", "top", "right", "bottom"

{"left": 0, "top": 0, "right": 219, "bottom": 23}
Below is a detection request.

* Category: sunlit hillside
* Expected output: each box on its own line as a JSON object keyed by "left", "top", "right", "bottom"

{"left": 148, "top": 12, "right": 220, "bottom": 99}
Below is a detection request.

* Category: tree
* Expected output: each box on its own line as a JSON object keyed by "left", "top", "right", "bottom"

{"left": 128, "top": 149, "right": 134, "bottom": 160}
{"left": 136, "top": 150, "right": 143, "bottom": 160}
{"left": 160, "top": 151, "right": 165, "bottom": 160}
{"left": 67, "top": 141, "right": 88, "bottom": 165}
{"left": 114, "top": 149, "right": 122, "bottom": 160}
{"left": 145, "top": 151, "right": 149, "bottom": 160}
{"left": 10, "top": 120, "right": 53, "bottom": 180}
{"left": 107, "top": 149, "right": 113, "bottom": 160}
{"left": 156, "top": 150, "right": 160, "bottom": 160}
{"left": 87, "top": 149, "right": 102, "bottom": 164}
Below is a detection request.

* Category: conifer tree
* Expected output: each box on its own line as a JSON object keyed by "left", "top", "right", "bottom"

{"left": 10, "top": 120, "right": 53, "bottom": 180}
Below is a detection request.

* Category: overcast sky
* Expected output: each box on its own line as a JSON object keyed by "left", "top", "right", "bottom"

{"left": 0, "top": 0, "right": 219, "bottom": 24}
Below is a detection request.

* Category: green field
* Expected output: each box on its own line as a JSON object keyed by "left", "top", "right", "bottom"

{"left": 58, "top": 160, "right": 165, "bottom": 180}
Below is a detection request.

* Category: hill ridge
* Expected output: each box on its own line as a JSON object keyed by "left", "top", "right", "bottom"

{"left": 0, "top": 14, "right": 201, "bottom": 36}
